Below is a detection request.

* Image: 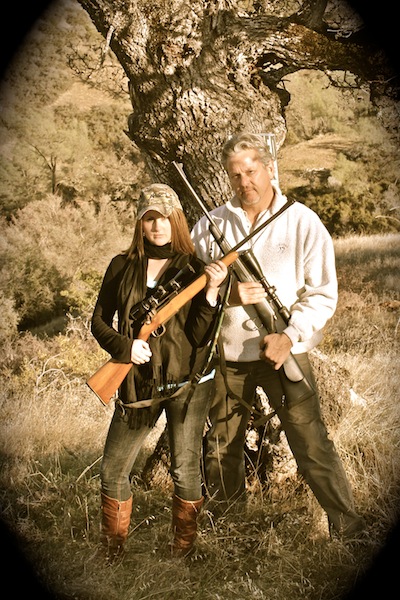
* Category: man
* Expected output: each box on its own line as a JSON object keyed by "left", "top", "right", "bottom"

{"left": 191, "top": 132, "right": 365, "bottom": 538}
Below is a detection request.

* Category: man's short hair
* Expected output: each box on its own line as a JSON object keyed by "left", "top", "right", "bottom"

{"left": 221, "top": 132, "right": 273, "bottom": 169}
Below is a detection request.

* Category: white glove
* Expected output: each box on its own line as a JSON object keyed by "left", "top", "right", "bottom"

{"left": 130, "top": 339, "right": 152, "bottom": 364}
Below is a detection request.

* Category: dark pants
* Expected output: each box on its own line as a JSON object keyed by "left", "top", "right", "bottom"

{"left": 101, "top": 379, "right": 213, "bottom": 502}
{"left": 203, "top": 355, "right": 363, "bottom": 533}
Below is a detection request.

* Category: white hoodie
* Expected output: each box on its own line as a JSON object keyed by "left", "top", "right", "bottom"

{"left": 191, "top": 187, "right": 338, "bottom": 361}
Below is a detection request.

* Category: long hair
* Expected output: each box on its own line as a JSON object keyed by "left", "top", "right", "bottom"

{"left": 124, "top": 208, "right": 195, "bottom": 260}
{"left": 221, "top": 132, "right": 273, "bottom": 169}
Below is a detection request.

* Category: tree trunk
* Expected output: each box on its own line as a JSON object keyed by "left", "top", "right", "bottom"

{"left": 77, "top": 0, "right": 398, "bottom": 221}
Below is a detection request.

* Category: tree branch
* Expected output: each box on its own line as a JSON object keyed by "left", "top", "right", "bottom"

{"left": 222, "top": 12, "right": 398, "bottom": 101}
{"left": 294, "top": 0, "right": 329, "bottom": 31}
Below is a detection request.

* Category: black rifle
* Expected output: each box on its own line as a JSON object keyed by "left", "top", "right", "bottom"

{"left": 173, "top": 161, "right": 315, "bottom": 404}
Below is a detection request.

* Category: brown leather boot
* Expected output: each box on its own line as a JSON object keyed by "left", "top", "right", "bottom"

{"left": 100, "top": 492, "right": 132, "bottom": 562}
{"left": 170, "top": 494, "right": 204, "bottom": 558}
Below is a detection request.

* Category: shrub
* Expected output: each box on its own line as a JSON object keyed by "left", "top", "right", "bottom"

{"left": 0, "top": 291, "right": 19, "bottom": 342}
{"left": 0, "top": 195, "right": 133, "bottom": 329}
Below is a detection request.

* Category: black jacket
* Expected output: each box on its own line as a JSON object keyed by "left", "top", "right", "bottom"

{"left": 91, "top": 253, "right": 219, "bottom": 404}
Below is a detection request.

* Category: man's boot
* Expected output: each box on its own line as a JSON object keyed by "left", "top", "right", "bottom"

{"left": 100, "top": 492, "right": 132, "bottom": 562}
{"left": 328, "top": 510, "right": 367, "bottom": 540}
{"left": 170, "top": 494, "right": 204, "bottom": 558}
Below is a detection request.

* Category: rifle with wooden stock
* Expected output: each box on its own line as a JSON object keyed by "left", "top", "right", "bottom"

{"left": 172, "top": 161, "right": 315, "bottom": 405}
{"left": 87, "top": 249, "right": 239, "bottom": 406}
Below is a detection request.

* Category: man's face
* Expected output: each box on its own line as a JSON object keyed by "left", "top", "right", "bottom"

{"left": 226, "top": 149, "right": 275, "bottom": 210}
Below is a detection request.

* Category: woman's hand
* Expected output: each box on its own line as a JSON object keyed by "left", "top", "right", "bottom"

{"left": 204, "top": 260, "right": 228, "bottom": 289}
{"left": 131, "top": 339, "right": 152, "bottom": 364}
{"left": 204, "top": 260, "right": 228, "bottom": 305}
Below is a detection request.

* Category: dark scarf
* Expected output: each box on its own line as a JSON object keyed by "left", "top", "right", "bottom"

{"left": 143, "top": 238, "right": 175, "bottom": 259}
{"left": 117, "top": 245, "right": 194, "bottom": 427}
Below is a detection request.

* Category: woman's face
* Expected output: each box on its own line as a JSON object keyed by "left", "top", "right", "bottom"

{"left": 141, "top": 210, "right": 172, "bottom": 246}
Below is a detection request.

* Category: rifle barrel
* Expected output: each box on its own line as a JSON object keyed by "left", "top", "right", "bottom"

{"left": 173, "top": 161, "right": 216, "bottom": 227}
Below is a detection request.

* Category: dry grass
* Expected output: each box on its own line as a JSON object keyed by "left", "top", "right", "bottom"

{"left": 279, "top": 133, "right": 362, "bottom": 189}
{"left": 1, "top": 233, "right": 399, "bottom": 599}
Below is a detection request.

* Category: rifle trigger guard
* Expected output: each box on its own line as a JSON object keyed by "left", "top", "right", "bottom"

{"left": 151, "top": 324, "right": 166, "bottom": 338}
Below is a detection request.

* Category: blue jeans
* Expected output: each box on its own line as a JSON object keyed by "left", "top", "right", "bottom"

{"left": 101, "top": 379, "right": 213, "bottom": 502}
{"left": 204, "top": 355, "right": 363, "bottom": 532}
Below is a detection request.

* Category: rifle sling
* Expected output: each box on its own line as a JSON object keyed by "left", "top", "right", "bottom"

{"left": 220, "top": 198, "right": 295, "bottom": 254}
{"left": 217, "top": 337, "right": 276, "bottom": 421}
{"left": 208, "top": 197, "right": 296, "bottom": 422}
{"left": 116, "top": 381, "right": 191, "bottom": 410}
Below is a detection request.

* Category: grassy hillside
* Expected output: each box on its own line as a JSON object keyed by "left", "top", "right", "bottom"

{"left": 0, "top": 233, "right": 399, "bottom": 599}
{"left": 0, "top": 0, "right": 149, "bottom": 219}
{"left": 279, "top": 70, "right": 400, "bottom": 235}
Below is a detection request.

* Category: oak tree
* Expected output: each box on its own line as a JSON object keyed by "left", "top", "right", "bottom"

{"left": 77, "top": 0, "right": 398, "bottom": 214}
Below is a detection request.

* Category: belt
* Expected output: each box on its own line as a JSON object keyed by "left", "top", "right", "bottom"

{"left": 224, "top": 360, "right": 263, "bottom": 369}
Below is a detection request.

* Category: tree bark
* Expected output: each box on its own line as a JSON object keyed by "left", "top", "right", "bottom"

{"left": 77, "top": 0, "right": 398, "bottom": 219}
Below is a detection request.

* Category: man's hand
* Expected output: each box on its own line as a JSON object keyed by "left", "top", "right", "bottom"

{"left": 229, "top": 281, "right": 267, "bottom": 305}
{"left": 259, "top": 332, "right": 292, "bottom": 370}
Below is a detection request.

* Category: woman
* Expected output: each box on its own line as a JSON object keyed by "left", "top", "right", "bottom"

{"left": 91, "top": 183, "right": 227, "bottom": 560}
